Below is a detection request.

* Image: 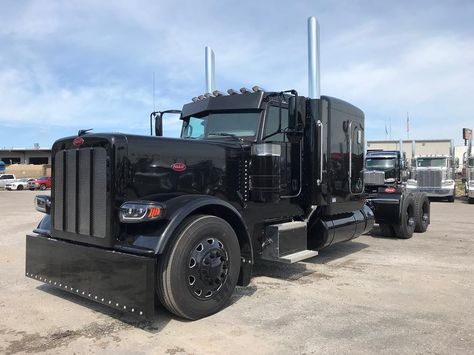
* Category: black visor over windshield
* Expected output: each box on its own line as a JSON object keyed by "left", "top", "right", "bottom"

{"left": 181, "top": 111, "right": 261, "bottom": 139}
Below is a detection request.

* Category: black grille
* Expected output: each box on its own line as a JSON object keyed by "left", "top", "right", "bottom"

{"left": 53, "top": 148, "right": 108, "bottom": 238}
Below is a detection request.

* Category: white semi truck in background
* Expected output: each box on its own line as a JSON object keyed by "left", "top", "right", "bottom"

{"left": 367, "top": 139, "right": 458, "bottom": 201}
{"left": 406, "top": 140, "right": 457, "bottom": 202}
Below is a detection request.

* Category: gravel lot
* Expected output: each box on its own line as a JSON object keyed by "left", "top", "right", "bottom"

{"left": 0, "top": 190, "right": 473, "bottom": 354}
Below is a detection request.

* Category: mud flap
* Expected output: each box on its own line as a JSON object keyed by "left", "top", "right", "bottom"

{"left": 26, "top": 234, "right": 155, "bottom": 319}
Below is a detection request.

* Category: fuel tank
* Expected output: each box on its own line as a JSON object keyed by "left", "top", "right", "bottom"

{"left": 308, "top": 204, "right": 374, "bottom": 250}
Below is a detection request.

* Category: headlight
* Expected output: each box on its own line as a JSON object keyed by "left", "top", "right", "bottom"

{"left": 442, "top": 180, "right": 454, "bottom": 187}
{"left": 35, "top": 195, "right": 51, "bottom": 214}
{"left": 406, "top": 179, "right": 417, "bottom": 187}
{"left": 119, "top": 201, "right": 165, "bottom": 223}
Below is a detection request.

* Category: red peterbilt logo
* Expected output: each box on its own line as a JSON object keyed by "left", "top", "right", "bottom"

{"left": 171, "top": 163, "right": 187, "bottom": 172}
{"left": 73, "top": 137, "right": 84, "bottom": 147}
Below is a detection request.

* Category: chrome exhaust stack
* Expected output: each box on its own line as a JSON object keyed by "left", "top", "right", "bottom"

{"left": 205, "top": 46, "right": 216, "bottom": 94}
{"left": 308, "top": 16, "right": 321, "bottom": 99}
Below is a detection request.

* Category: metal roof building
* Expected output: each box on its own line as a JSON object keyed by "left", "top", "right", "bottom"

{"left": 0, "top": 147, "right": 51, "bottom": 165}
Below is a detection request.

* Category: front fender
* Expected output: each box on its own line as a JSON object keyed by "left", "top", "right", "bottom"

{"left": 33, "top": 214, "right": 51, "bottom": 235}
{"left": 128, "top": 195, "right": 252, "bottom": 257}
{"left": 126, "top": 195, "right": 253, "bottom": 286}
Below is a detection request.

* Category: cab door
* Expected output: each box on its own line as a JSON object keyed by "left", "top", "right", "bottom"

{"left": 262, "top": 105, "right": 301, "bottom": 198}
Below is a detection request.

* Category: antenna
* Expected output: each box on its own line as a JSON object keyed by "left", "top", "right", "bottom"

{"left": 308, "top": 16, "right": 321, "bottom": 99}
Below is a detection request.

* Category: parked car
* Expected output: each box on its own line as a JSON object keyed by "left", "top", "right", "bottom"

{"left": 0, "top": 174, "right": 16, "bottom": 189}
{"left": 5, "top": 178, "right": 31, "bottom": 191}
{"left": 28, "top": 176, "right": 52, "bottom": 190}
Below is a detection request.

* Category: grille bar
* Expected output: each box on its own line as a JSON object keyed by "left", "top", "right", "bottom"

{"left": 53, "top": 147, "right": 108, "bottom": 239}
{"left": 417, "top": 170, "right": 442, "bottom": 188}
{"left": 364, "top": 171, "right": 385, "bottom": 186}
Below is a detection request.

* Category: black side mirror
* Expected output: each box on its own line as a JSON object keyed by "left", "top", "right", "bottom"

{"left": 155, "top": 113, "right": 163, "bottom": 136}
{"left": 150, "top": 110, "right": 182, "bottom": 136}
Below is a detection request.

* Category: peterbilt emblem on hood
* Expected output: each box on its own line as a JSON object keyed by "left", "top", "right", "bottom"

{"left": 73, "top": 137, "right": 85, "bottom": 147}
{"left": 171, "top": 163, "right": 187, "bottom": 172}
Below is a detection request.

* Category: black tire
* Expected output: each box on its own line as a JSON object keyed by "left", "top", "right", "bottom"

{"left": 414, "top": 193, "right": 430, "bottom": 233}
{"left": 29, "top": 188, "right": 35, "bottom": 191}
{"left": 156, "top": 215, "right": 241, "bottom": 320}
{"left": 17, "top": 185, "right": 23, "bottom": 190}
{"left": 393, "top": 194, "right": 416, "bottom": 239}
{"left": 40, "top": 184, "right": 47, "bottom": 190}
{"left": 447, "top": 195, "right": 454, "bottom": 202}
{"left": 379, "top": 224, "right": 394, "bottom": 237}
{"left": 469, "top": 197, "right": 474, "bottom": 204}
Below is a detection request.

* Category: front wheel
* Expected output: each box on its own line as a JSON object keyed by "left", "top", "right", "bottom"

{"left": 156, "top": 215, "right": 241, "bottom": 320}
{"left": 17, "top": 185, "right": 24, "bottom": 190}
{"left": 40, "top": 184, "right": 47, "bottom": 190}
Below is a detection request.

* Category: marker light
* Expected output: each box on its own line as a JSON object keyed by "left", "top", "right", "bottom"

{"left": 212, "top": 90, "right": 224, "bottom": 96}
{"left": 192, "top": 97, "right": 199, "bottom": 102}
{"left": 240, "top": 87, "right": 251, "bottom": 94}
{"left": 252, "top": 86, "right": 264, "bottom": 92}
{"left": 384, "top": 187, "right": 396, "bottom": 193}
{"left": 198, "top": 95, "right": 206, "bottom": 100}
{"left": 119, "top": 202, "right": 165, "bottom": 223}
{"left": 227, "top": 89, "right": 238, "bottom": 95}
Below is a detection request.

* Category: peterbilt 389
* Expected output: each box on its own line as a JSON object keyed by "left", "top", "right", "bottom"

{"left": 25, "top": 17, "right": 379, "bottom": 320}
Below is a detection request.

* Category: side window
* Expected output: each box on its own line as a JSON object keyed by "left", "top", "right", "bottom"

{"left": 182, "top": 117, "right": 205, "bottom": 139}
{"left": 263, "top": 106, "right": 289, "bottom": 142}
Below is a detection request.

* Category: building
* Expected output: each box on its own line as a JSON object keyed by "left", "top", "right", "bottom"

{"left": 0, "top": 147, "right": 51, "bottom": 165}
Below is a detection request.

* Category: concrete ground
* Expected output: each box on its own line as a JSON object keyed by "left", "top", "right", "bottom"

{"left": 0, "top": 190, "right": 473, "bottom": 354}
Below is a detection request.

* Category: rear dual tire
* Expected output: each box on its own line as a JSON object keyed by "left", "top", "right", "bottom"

{"left": 156, "top": 215, "right": 240, "bottom": 320}
{"left": 379, "top": 194, "right": 418, "bottom": 239}
{"left": 393, "top": 194, "right": 416, "bottom": 239}
{"left": 413, "top": 193, "right": 430, "bottom": 233}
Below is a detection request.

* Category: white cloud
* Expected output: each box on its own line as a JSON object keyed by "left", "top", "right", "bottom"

{"left": 0, "top": 0, "right": 473, "bottom": 146}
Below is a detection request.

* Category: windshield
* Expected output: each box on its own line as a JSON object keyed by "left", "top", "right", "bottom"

{"left": 416, "top": 158, "right": 446, "bottom": 168}
{"left": 181, "top": 112, "right": 260, "bottom": 139}
{"left": 366, "top": 158, "right": 396, "bottom": 171}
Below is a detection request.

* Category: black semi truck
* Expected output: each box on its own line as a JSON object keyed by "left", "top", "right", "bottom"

{"left": 365, "top": 149, "right": 430, "bottom": 238}
{"left": 26, "top": 17, "right": 378, "bottom": 320}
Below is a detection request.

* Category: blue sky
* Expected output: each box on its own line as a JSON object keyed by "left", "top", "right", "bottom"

{"left": 0, "top": 0, "right": 473, "bottom": 148}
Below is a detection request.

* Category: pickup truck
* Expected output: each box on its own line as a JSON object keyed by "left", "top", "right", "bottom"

{"left": 0, "top": 174, "right": 16, "bottom": 189}
{"left": 6, "top": 178, "right": 33, "bottom": 191}
{"left": 28, "top": 176, "right": 52, "bottom": 190}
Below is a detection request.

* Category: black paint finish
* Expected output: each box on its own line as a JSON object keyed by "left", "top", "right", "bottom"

{"left": 27, "top": 91, "right": 374, "bottom": 318}
{"left": 26, "top": 234, "right": 155, "bottom": 319}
